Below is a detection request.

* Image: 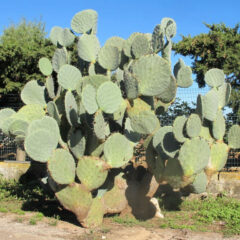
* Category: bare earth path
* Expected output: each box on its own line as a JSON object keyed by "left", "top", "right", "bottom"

{"left": 0, "top": 213, "right": 239, "bottom": 240}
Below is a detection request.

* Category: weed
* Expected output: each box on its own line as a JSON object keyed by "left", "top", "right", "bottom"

{"left": 0, "top": 207, "right": 8, "bottom": 213}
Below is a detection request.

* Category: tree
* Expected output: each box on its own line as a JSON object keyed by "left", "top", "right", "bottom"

{"left": 173, "top": 23, "right": 240, "bottom": 121}
{"left": 0, "top": 19, "right": 55, "bottom": 94}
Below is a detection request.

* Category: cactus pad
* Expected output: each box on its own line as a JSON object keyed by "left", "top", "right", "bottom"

{"left": 97, "top": 45, "right": 119, "bottom": 71}
{"left": 173, "top": 59, "right": 193, "bottom": 88}
{"left": 58, "top": 64, "right": 82, "bottom": 90}
{"left": 77, "top": 34, "right": 100, "bottom": 62}
{"left": 190, "top": 171, "right": 208, "bottom": 194}
{"left": 202, "top": 89, "right": 219, "bottom": 121}
{"left": 212, "top": 110, "right": 226, "bottom": 140}
{"left": 0, "top": 108, "right": 15, "bottom": 129}
{"left": 52, "top": 48, "right": 68, "bottom": 72}
{"left": 186, "top": 113, "right": 202, "bottom": 138}
{"left": 205, "top": 68, "right": 225, "bottom": 88}
{"left": 178, "top": 138, "right": 210, "bottom": 177}
{"left": 24, "top": 129, "right": 58, "bottom": 162}
{"left": 207, "top": 142, "right": 229, "bottom": 173}
{"left": 104, "top": 133, "right": 133, "bottom": 168}
{"left": 131, "top": 34, "right": 152, "bottom": 59}
{"left": 17, "top": 104, "right": 45, "bottom": 122}
{"left": 67, "top": 128, "right": 86, "bottom": 158}
{"left": 173, "top": 115, "right": 187, "bottom": 143}
{"left": 96, "top": 82, "right": 122, "bottom": 114}
{"left": 217, "top": 83, "right": 231, "bottom": 108}
{"left": 76, "top": 156, "right": 109, "bottom": 191}
{"left": 64, "top": 90, "right": 79, "bottom": 126}
{"left": 228, "top": 125, "right": 240, "bottom": 149}
{"left": 82, "top": 84, "right": 98, "bottom": 114}
{"left": 71, "top": 9, "right": 98, "bottom": 34}
{"left": 130, "top": 54, "right": 173, "bottom": 97}
{"left": 48, "top": 149, "right": 76, "bottom": 185}
{"left": 58, "top": 28, "right": 75, "bottom": 47}
{"left": 56, "top": 183, "right": 92, "bottom": 223}
{"left": 130, "top": 110, "right": 159, "bottom": 134}
{"left": 93, "top": 110, "right": 110, "bottom": 140}
{"left": 21, "top": 80, "right": 46, "bottom": 107}
{"left": 38, "top": 57, "right": 53, "bottom": 76}
{"left": 81, "top": 197, "right": 104, "bottom": 228}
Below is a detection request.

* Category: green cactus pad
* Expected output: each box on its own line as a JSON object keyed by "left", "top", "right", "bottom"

{"left": 202, "top": 89, "right": 219, "bottom": 121}
{"left": 212, "top": 110, "right": 225, "bottom": 140}
{"left": 186, "top": 113, "right": 202, "bottom": 138}
{"left": 47, "top": 101, "right": 61, "bottom": 125}
{"left": 77, "top": 34, "right": 100, "bottom": 62}
{"left": 217, "top": 82, "right": 231, "bottom": 108}
{"left": 65, "top": 91, "right": 79, "bottom": 126}
{"left": 84, "top": 74, "right": 109, "bottom": 89}
{"left": 82, "top": 84, "right": 98, "bottom": 114}
{"left": 153, "top": 126, "right": 180, "bottom": 158}
{"left": 24, "top": 129, "right": 58, "bottom": 162}
{"left": 205, "top": 68, "right": 225, "bottom": 88}
{"left": 58, "top": 64, "right": 82, "bottom": 91}
{"left": 76, "top": 156, "right": 109, "bottom": 191}
{"left": 161, "top": 17, "right": 177, "bottom": 40}
{"left": 207, "top": 142, "right": 229, "bottom": 173}
{"left": 0, "top": 108, "right": 15, "bottom": 130}
{"left": 17, "top": 104, "right": 45, "bottom": 122}
{"left": 20, "top": 80, "right": 46, "bottom": 107}
{"left": 173, "top": 115, "right": 188, "bottom": 143}
{"left": 104, "top": 133, "right": 133, "bottom": 168}
{"left": 130, "top": 54, "right": 174, "bottom": 98}
{"left": 152, "top": 24, "right": 164, "bottom": 53}
{"left": 105, "top": 36, "right": 125, "bottom": 51}
{"left": 173, "top": 59, "right": 193, "bottom": 88}
{"left": 96, "top": 82, "right": 122, "bottom": 114}
{"left": 8, "top": 119, "right": 28, "bottom": 136}
{"left": 81, "top": 197, "right": 104, "bottom": 228}
{"left": 123, "top": 69, "right": 139, "bottom": 100}
{"left": 131, "top": 34, "right": 152, "bottom": 59}
{"left": 38, "top": 57, "right": 53, "bottom": 76}
{"left": 113, "top": 99, "right": 127, "bottom": 121}
{"left": 93, "top": 110, "right": 110, "bottom": 140}
{"left": 46, "top": 76, "right": 55, "bottom": 99}
{"left": 199, "top": 125, "right": 214, "bottom": 143}
{"left": 67, "top": 128, "right": 86, "bottom": 158}
{"left": 49, "top": 26, "right": 62, "bottom": 46}
{"left": 178, "top": 138, "right": 210, "bottom": 177}
{"left": 130, "top": 110, "right": 159, "bottom": 134}
{"left": 58, "top": 28, "right": 75, "bottom": 47}
{"left": 27, "top": 116, "right": 60, "bottom": 140}
{"left": 228, "top": 125, "right": 240, "bottom": 149}
{"left": 56, "top": 183, "right": 92, "bottom": 223}
{"left": 48, "top": 149, "right": 76, "bottom": 185}
{"left": 71, "top": 9, "right": 98, "bottom": 34}
{"left": 102, "top": 174, "right": 127, "bottom": 214}
{"left": 97, "top": 45, "right": 119, "bottom": 71}
{"left": 123, "top": 32, "right": 141, "bottom": 58}
{"left": 190, "top": 171, "right": 208, "bottom": 194}
{"left": 52, "top": 48, "right": 68, "bottom": 72}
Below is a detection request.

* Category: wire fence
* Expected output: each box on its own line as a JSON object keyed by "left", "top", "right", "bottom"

{"left": 0, "top": 88, "right": 239, "bottom": 169}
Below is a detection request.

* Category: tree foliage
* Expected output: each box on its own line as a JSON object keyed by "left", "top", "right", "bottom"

{"left": 173, "top": 23, "right": 240, "bottom": 121}
{"left": 0, "top": 19, "right": 55, "bottom": 94}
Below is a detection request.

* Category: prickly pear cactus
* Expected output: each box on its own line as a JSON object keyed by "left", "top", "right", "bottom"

{"left": 0, "top": 9, "right": 239, "bottom": 228}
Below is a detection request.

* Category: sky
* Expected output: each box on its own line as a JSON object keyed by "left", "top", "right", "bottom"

{"left": 0, "top": 0, "right": 239, "bottom": 103}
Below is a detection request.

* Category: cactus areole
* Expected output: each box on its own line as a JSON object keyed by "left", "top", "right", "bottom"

{"left": 0, "top": 9, "right": 239, "bottom": 228}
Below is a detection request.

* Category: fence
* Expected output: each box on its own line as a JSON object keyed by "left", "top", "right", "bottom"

{"left": 0, "top": 88, "right": 239, "bottom": 169}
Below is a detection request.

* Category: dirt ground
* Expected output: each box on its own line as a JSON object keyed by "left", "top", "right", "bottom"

{"left": 0, "top": 212, "right": 239, "bottom": 240}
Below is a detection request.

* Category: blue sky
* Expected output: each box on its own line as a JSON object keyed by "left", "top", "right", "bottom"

{"left": 0, "top": 0, "right": 239, "bottom": 103}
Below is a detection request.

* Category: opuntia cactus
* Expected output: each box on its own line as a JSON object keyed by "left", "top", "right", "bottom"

{"left": 0, "top": 9, "right": 239, "bottom": 228}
